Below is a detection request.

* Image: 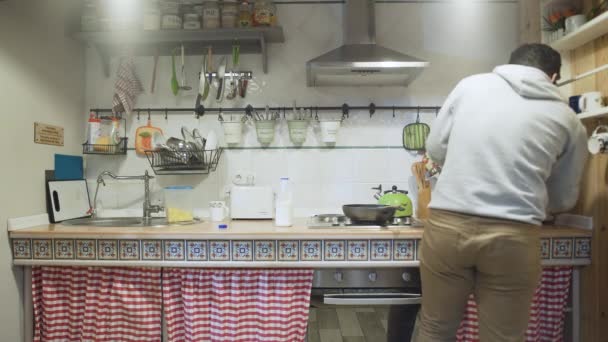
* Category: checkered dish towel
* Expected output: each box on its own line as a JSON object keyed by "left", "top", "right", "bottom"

{"left": 163, "top": 268, "right": 314, "bottom": 342}
{"left": 456, "top": 266, "right": 572, "bottom": 342}
{"left": 32, "top": 266, "right": 162, "bottom": 342}
{"left": 112, "top": 57, "right": 143, "bottom": 115}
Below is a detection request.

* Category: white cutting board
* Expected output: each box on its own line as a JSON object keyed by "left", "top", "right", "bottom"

{"left": 48, "top": 180, "right": 91, "bottom": 222}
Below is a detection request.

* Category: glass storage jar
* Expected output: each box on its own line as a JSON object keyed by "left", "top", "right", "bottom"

{"left": 202, "top": 0, "right": 220, "bottom": 29}
{"left": 81, "top": 0, "right": 98, "bottom": 31}
{"left": 221, "top": 0, "right": 238, "bottom": 28}
{"left": 238, "top": 1, "right": 252, "bottom": 28}
{"left": 142, "top": 0, "right": 161, "bottom": 30}
{"left": 164, "top": 186, "right": 194, "bottom": 223}
{"left": 160, "top": 0, "right": 181, "bottom": 30}
{"left": 253, "top": 0, "right": 275, "bottom": 26}
{"left": 182, "top": 5, "right": 201, "bottom": 30}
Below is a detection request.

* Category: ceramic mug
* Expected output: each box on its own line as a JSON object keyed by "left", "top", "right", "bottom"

{"left": 579, "top": 92, "right": 604, "bottom": 112}
{"left": 210, "top": 201, "right": 230, "bottom": 221}
{"left": 588, "top": 125, "right": 608, "bottom": 154}
{"left": 565, "top": 14, "right": 587, "bottom": 34}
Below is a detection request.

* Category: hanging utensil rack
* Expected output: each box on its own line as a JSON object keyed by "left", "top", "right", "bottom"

{"left": 90, "top": 103, "right": 441, "bottom": 119}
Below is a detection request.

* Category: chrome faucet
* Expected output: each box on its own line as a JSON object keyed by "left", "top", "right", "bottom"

{"left": 92, "top": 170, "right": 163, "bottom": 219}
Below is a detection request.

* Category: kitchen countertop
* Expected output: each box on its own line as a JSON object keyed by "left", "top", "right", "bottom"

{"left": 9, "top": 219, "right": 592, "bottom": 268}
{"left": 8, "top": 218, "right": 591, "bottom": 240}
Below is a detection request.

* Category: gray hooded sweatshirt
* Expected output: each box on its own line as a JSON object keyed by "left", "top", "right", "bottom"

{"left": 426, "top": 64, "right": 588, "bottom": 225}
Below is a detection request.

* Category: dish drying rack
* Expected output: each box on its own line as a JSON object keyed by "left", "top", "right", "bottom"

{"left": 144, "top": 148, "right": 223, "bottom": 175}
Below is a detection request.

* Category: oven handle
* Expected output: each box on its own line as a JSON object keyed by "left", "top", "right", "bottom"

{"left": 323, "top": 293, "right": 422, "bottom": 306}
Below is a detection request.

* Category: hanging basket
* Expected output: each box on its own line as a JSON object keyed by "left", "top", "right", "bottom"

{"left": 402, "top": 109, "right": 430, "bottom": 151}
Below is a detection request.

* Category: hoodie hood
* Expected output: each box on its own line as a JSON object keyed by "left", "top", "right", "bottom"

{"left": 493, "top": 64, "right": 565, "bottom": 103}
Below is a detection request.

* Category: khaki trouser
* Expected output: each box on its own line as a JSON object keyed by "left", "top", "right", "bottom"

{"left": 411, "top": 209, "right": 541, "bottom": 342}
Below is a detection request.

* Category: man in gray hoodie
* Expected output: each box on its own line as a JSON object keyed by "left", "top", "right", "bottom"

{"left": 412, "top": 44, "right": 588, "bottom": 341}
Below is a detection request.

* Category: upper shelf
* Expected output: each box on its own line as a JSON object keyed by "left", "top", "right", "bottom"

{"left": 73, "top": 27, "right": 285, "bottom": 76}
{"left": 550, "top": 11, "right": 608, "bottom": 51}
{"left": 577, "top": 107, "right": 608, "bottom": 120}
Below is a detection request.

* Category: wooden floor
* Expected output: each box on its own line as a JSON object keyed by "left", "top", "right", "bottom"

{"left": 306, "top": 306, "right": 390, "bottom": 342}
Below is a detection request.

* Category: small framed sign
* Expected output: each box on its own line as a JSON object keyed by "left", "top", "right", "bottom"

{"left": 34, "top": 122, "right": 64, "bottom": 146}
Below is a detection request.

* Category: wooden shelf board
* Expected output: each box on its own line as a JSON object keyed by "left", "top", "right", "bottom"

{"left": 577, "top": 107, "right": 608, "bottom": 120}
{"left": 550, "top": 11, "right": 608, "bottom": 51}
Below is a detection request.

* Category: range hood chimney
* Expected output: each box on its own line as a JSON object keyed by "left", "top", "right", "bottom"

{"left": 306, "top": 0, "right": 429, "bottom": 87}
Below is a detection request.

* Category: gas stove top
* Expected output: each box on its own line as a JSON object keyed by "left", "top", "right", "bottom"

{"left": 308, "top": 214, "right": 421, "bottom": 229}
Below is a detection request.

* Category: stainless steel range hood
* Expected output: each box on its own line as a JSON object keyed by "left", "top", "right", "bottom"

{"left": 306, "top": 0, "right": 429, "bottom": 87}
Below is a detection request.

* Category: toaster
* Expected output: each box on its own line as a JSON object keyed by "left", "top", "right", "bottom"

{"left": 230, "top": 186, "right": 274, "bottom": 219}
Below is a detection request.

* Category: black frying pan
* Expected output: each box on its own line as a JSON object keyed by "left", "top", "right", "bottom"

{"left": 343, "top": 204, "right": 397, "bottom": 224}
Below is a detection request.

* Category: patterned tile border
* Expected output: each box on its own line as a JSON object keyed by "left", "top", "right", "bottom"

{"left": 142, "top": 240, "right": 162, "bottom": 260}
{"left": 347, "top": 240, "right": 368, "bottom": 261}
{"left": 12, "top": 239, "right": 31, "bottom": 259}
{"left": 11, "top": 237, "right": 590, "bottom": 264}
{"left": 164, "top": 240, "right": 185, "bottom": 261}
{"left": 76, "top": 240, "right": 96, "bottom": 260}
{"left": 119, "top": 240, "right": 140, "bottom": 260}
{"left": 232, "top": 241, "right": 253, "bottom": 261}
{"left": 255, "top": 240, "right": 276, "bottom": 261}
{"left": 540, "top": 239, "right": 551, "bottom": 259}
{"left": 278, "top": 240, "right": 299, "bottom": 261}
{"left": 209, "top": 240, "right": 230, "bottom": 261}
{"left": 187, "top": 240, "right": 208, "bottom": 261}
{"left": 552, "top": 238, "right": 573, "bottom": 259}
{"left": 32, "top": 239, "right": 52, "bottom": 259}
{"left": 54, "top": 240, "right": 75, "bottom": 259}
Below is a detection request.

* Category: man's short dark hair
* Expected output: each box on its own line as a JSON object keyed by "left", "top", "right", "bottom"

{"left": 509, "top": 44, "right": 561, "bottom": 78}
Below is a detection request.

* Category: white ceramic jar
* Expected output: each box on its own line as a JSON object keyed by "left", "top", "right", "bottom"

{"left": 222, "top": 0, "right": 238, "bottom": 28}
{"left": 143, "top": 0, "right": 161, "bottom": 30}
{"left": 202, "top": 0, "right": 221, "bottom": 29}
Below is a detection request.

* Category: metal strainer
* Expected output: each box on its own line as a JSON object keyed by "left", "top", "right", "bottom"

{"left": 402, "top": 108, "right": 430, "bottom": 151}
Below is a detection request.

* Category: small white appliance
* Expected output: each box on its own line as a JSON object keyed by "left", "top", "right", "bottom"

{"left": 230, "top": 186, "right": 274, "bottom": 219}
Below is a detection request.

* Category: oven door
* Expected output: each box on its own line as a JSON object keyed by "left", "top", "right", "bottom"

{"left": 308, "top": 269, "right": 421, "bottom": 342}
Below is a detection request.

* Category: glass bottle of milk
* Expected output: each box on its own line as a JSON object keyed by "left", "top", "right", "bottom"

{"left": 275, "top": 177, "right": 293, "bottom": 227}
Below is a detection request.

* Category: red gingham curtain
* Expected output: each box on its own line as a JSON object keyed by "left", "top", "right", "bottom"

{"left": 457, "top": 266, "right": 573, "bottom": 342}
{"left": 32, "top": 266, "right": 162, "bottom": 342}
{"left": 163, "top": 268, "right": 314, "bottom": 342}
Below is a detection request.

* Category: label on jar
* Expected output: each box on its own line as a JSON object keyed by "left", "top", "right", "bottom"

{"left": 203, "top": 8, "right": 220, "bottom": 19}
{"left": 254, "top": 8, "right": 271, "bottom": 25}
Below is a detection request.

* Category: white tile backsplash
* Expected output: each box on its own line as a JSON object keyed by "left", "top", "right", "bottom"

{"left": 83, "top": 2, "right": 518, "bottom": 217}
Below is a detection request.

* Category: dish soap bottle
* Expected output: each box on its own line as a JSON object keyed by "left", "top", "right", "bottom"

{"left": 275, "top": 177, "right": 293, "bottom": 227}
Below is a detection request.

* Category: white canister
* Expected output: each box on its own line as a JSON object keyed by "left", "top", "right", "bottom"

{"left": 210, "top": 201, "right": 230, "bottom": 221}
{"left": 222, "top": 121, "right": 244, "bottom": 145}
{"left": 161, "top": 14, "right": 182, "bottom": 30}
{"left": 183, "top": 13, "right": 201, "bottom": 30}
{"left": 579, "top": 91, "right": 604, "bottom": 112}
{"left": 319, "top": 120, "right": 341, "bottom": 144}
{"left": 143, "top": 1, "right": 161, "bottom": 30}
{"left": 203, "top": 0, "right": 221, "bottom": 29}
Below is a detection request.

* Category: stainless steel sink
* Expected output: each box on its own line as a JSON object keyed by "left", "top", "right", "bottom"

{"left": 60, "top": 217, "right": 199, "bottom": 228}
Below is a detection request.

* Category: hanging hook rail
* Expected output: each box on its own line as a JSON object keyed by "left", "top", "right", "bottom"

{"left": 90, "top": 103, "right": 442, "bottom": 118}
